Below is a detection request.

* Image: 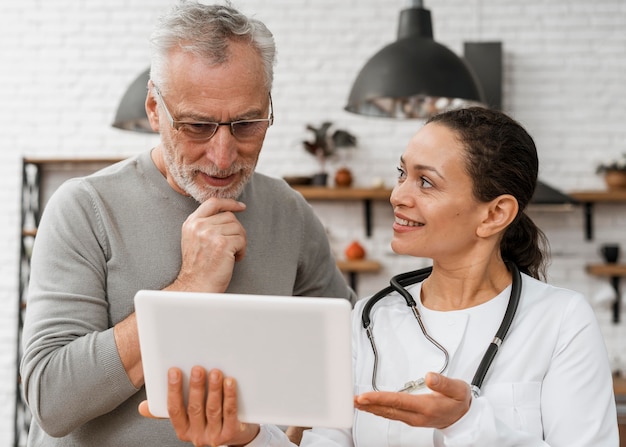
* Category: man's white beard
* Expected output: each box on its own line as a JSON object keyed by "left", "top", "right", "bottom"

{"left": 162, "top": 148, "right": 254, "bottom": 202}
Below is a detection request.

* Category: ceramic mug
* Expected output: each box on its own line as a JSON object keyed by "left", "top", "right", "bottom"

{"left": 600, "top": 243, "right": 620, "bottom": 264}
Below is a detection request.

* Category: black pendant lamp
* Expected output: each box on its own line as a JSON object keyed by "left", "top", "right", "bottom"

{"left": 111, "top": 68, "right": 156, "bottom": 133}
{"left": 345, "top": 0, "right": 485, "bottom": 119}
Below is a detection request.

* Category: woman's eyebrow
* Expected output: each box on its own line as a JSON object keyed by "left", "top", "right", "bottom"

{"left": 400, "top": 156, "right": 442, "bottom": 178}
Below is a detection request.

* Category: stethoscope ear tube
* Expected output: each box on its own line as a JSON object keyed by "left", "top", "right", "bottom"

{"left": 361, "top": 266, "right": 433, "bottom": 329}
{"left": 361, "top": 285, "right": 393, "bottom": 329}
{"left": 470, "top": 262, "right": 522, "bottom": 396}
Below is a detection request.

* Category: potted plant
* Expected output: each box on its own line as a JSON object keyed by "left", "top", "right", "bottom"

{"left": 596, "top": 153, "right": 626, "bottom": 190}
{"left": 303, "top": 122, "right": 357, "bottom": 186}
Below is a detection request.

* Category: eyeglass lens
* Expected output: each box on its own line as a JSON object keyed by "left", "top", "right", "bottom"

{"left": 180, "top": 121, "right": 270, "bottom": 141}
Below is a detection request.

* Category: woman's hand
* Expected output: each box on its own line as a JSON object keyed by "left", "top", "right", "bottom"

{"left": 353, "top": 372, "right": 471, "bottom": 429}
{"left": 139, "top": 366, "right": 260, "bottom": 447}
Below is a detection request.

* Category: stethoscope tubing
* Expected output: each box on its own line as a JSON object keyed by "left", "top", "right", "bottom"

{"left": 362, "top": 262, "right": 522, "bottom": 397}
{"left": 471, "top": 263, "right": 521, "bottom": 393}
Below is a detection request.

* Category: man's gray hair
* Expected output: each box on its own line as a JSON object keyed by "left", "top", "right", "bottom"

{"left": 149, "top": 1, "right": 276, "bottom": 92}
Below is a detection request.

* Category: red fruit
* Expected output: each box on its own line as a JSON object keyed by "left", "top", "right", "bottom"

{"left": 345, "top": 241, "right": 366, "bottom": 260}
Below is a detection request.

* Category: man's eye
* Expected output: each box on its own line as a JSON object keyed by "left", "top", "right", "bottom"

{"left": 182, "top": 123, "right": 216, "bottom": 135}
{"left": 232, "top": 120, "right": 269, "bottom": 138}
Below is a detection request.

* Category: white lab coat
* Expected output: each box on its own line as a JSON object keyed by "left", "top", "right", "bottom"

{"left": 249, "top": 273, "right": 618, "bottom": 446}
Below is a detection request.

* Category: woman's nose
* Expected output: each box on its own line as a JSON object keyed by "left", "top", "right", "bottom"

{"left": 390, "top": 183, "right": 404, "bottom": 206}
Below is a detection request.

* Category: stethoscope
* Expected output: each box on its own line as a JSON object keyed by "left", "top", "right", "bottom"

{"left": 361, "top": 261, "right": 522, "bottom": 398}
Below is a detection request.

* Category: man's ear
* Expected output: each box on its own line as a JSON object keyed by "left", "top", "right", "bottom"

{"left": 145, "top": 81, "right": 160, "bottom": 133}
{"left": 476, "top": 194, "right": 519, "bottom": 238}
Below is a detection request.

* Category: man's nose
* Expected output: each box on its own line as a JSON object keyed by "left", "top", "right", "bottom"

{"left": 206, "top": 125, "right": 238, "bottom": 170}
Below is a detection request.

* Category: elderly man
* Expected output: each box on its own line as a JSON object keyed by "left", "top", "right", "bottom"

{"left": 20, "top": 2, "right": 353, "bottom": 446}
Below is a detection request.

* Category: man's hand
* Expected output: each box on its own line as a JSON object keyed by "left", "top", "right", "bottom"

{"left": 139, "top": 367, "right": 260, "bottom": 447}
{"left": 354, "top": 372, "right": 471, "bottom": 429}
{"left": 170, "top": 198, "right": 247, "bottom": 293}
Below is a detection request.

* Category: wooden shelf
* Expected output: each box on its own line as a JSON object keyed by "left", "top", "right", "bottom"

{"left": 291, "top": 186, "right": 392, "bottom": 201}
{"left": 336, "top": 259, "right": 382, "bottom": 273}
{"left": 586, "top": 264, "right": 626, "bottom": 277}
{"left": 569, "top": 190, "right": 626, "bottom": 202}
{"left": 291, "top": 186, "right": 392, "bottom": 237}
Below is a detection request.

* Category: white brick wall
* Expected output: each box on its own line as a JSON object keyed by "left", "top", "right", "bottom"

{"left": 1, "top": 0, "right": 626, "bottom": 443}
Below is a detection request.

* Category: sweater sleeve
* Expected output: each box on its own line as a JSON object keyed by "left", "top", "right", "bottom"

{"left": 291, "top": 191, "right": 356, "bottom": 303}
{"left": 20, "top": 179, "right": 138, "bottom": 437}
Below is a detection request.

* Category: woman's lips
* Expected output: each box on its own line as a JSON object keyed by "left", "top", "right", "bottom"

{"left": 395, "top": 216, "right": 423, "bottom": 227}
{"left": 393, "top": 215, "right": 424, "bottom": 232}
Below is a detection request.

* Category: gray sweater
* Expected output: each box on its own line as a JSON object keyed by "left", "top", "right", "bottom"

{"left": 21, "top": 151, "right": 353, "bottom": 446}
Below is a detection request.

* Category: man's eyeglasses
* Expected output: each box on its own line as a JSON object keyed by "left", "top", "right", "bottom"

{"left": 153, "top": 84, "right": 273, "bottom": 141}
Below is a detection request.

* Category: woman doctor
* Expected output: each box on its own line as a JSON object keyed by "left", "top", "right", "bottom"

{"left": 140, "top": 107, "right": 618, "bottom": 446}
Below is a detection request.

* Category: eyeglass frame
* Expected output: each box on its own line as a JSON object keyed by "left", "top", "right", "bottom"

{"left": 152, "top": 83, "right": 274, "bottom": 141}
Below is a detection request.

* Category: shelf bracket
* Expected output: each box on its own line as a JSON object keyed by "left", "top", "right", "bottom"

{"left": 364, "top": 199, "right": 372, "bottom": 237}
{"left": 611, "top": 276, "right": 621, "bottom": 323}
{"left": 583, "top": 202, "right": 594, "bottom": 240}
{"left": 346, "top": 272, "right": 358, "bottom": 293}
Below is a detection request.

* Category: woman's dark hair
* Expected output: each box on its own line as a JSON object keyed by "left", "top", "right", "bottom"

{"left": 426, "top": 107, "right": 549, "bottom": 280}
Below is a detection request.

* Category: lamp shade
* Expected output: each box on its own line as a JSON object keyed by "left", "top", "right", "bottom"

{"left": 345, "top": 1, "right": 484, "bottom": 119}
{"left": 112, "top": 68, "right": 156, "bottom": 133}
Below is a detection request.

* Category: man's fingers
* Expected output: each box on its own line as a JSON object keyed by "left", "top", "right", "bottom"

{"left": 138, "top": 400, "right": 160, "bottom": 419}
{"left": 167, "top": 367, "right": 191, "bottom": 432}
{"left": 158, "top": 366, "right": 258, "bottom": 446}
{"left": 222, "top": 377, "right": 239, "bottom": 421}
{"left": 191, "top": 198, "right": 246, "bottom": 218}
{"left": 206, "top": 369, "right": 225, "bottom": 438}
{"left": 186, "top": 366, "right": 210, "bottom": 429}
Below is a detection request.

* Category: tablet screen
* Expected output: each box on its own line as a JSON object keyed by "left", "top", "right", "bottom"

{"left": 135, "top": 290, "right": 354, "bottom": 429}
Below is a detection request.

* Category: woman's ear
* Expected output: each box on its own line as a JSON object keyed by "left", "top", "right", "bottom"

{"left": 476, "top": 194, "right": 519, "bottom": 238}
{"left": 145, "top": 81, "right": 160, "bottom": 133}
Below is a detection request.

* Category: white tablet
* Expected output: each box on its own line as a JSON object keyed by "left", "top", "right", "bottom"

{"left": 134, "top": 290, "right": 354, "bottom": 429}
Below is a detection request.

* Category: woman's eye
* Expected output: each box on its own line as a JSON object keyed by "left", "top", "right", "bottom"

{"left": 396, "top": 166, "right": 406, "bottom": 180}
{"left": 420, "top": 176, "right": 433, "bottom": 188}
